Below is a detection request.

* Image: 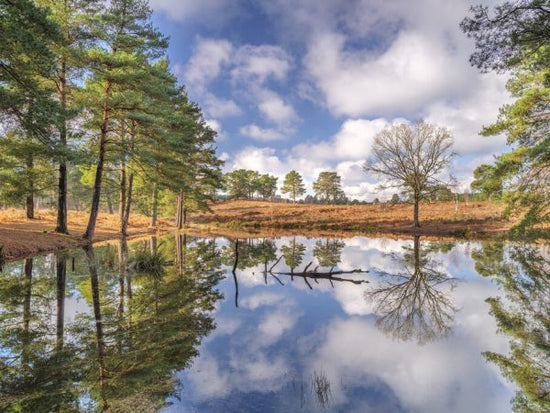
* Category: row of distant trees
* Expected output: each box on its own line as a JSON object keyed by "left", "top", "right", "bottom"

{"left": 223, "top": 169, "right": 346, "bottom": 203}
{"left": 222, "top": 167, "right": 477, "bottom": 205}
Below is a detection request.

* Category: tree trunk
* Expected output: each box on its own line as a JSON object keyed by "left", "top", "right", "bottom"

{"left": 106, "top": 191, "right": 114, "bottom": 214}
{"left": 56, "top": 255, "right": 66, "bottom": 349}
{"left": 150, "top": 183, "right": 158, "bottom": 227}
{"left": 122, "top": 172, "right": 133, "bottom": 236}
{"left": 26, "top": 193, "right": 34, "bottom": 220}
{"left": 120, "top": 123, "right": 135, "bottom": 236}
{"left": 55, "top": 58, "right": 69, "bottom": 234}
{"left": 26, "top": 153, "right": 34, "bottom": 219}
{"left": 413, "top": 193, "right": 420, "bottom": 228}
{"left": 83, "top": 80, "right": 112, "bottom": 241}
{"left": 119, "top": 161, "right": 126, "bottom": 228}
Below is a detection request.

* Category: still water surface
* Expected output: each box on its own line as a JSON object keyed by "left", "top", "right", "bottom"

{"left": 0, "top": 235, "right": 547, "bottom": 412}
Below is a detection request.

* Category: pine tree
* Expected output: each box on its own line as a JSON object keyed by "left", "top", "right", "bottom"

{"left": 0, "top": 131, "right": 56, "bottom": 217}
{"left": 0, "top": 0, "right": 61, "bottom": 141}
{"left": 35, "top": 0, "right": 102, "bottom": 234}
{"left": 281, "top": 170, "right": 305, "bottom": 202}
{"left": 82, "top": 0, "right": 168, "bottom": 241}
{"left": 312, "top": 171, "right": 345, "bottom": 203}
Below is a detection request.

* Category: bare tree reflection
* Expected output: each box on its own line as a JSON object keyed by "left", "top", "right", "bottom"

{"left": 365, "top": 236, "right": 457, "bottom": 344}
{"left": 311, "top": 370, "right": 332, "bottom": 409}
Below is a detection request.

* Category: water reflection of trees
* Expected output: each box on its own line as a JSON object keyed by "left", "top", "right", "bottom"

{"left": 313, "top": 239, "right": 346, "bottom": 270}
{"left": 0, "top": 255, "right": 82, "bottom": 411}
{"left": 365, "top": 236, "right": 457, "bottom": 345}
{"left": 221, "top": 238, "right": 368, "bottom": 306}
{"left": 472, "top": 242, "right": 550, "bottom": 413}
{"left": 0, "top": 236, "right": 223, "bottom": 412}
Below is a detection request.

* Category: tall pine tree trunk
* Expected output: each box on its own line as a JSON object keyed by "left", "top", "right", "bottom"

{"left": 150, "top": 183, "right": 158, "bottom": 227}
{"left": 121, "top": 125, "right": 135, "bottom": 237}
{"left": 119, "top": 161, "right": 126, "bottom": 228}
{"left": 122, "top": 172, "right": 133, "bottom": 236}
{"left": 55, "top": 58, "right": 69, "bottom": 234}
{"left": 26, "top": 153, "right": 34, "bottom": 219}
{"left": 84, "top": 80, "right": 112, "bottom": 241}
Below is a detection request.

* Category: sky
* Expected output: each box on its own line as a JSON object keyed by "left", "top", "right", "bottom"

{"left": 149, "top": 0, "right": 510, "bottom": 201}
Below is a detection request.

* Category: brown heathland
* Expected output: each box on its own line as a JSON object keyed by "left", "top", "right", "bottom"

{"left": 0, "top": 200, "right": 515, "bottom": 261}
{"left": 0, "top": 209, "right": 172, "bottom": 262}
{"left": 190, "top": 199, "right": 514, "bottom": 238}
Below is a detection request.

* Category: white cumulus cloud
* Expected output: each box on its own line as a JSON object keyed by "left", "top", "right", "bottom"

{"left": 240, "top": 124, "right": 286, "bottom": 142}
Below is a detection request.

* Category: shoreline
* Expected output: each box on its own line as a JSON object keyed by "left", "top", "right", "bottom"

{"left": 0, "top": 200, "right": 529, "bottom": 262}
{"left": 190, "top": 199, "right": 516, "bottom": 240}
{"left": 0, "top": 209, "right": 174, "bottom": 263}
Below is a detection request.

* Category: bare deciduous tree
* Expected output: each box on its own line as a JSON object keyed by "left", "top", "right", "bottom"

{"left": 364, "top": 122, "right": 455, "bottom": 228}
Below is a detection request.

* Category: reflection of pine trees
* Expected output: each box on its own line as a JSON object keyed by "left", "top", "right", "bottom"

{"left": 220, "top": 238, "right": 278, "bottom": 271}
{"left": 0, "top": 237, "right": 224, "bottom": 412}
{"left": 365, "top": 236, "right": 457, "bottom": 344}
{"left": 281, "top": 237, "right": 307, "bottom": 274}
{"left": 313, "top": 239, "right": 345, "bottom": 269}
{"left": 472, "top": 243, "right": 550, "bottom": 413}
{"left": 0, "top": 256, "right": 82, "bottom": 411}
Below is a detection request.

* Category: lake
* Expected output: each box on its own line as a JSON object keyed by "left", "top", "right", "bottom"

{"left": 0, "top": 234, "right": 547, "bottom": 412}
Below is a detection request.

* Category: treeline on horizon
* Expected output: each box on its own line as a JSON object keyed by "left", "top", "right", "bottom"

{"left": 221, "top": 168, "right": 482, "bottom": 205}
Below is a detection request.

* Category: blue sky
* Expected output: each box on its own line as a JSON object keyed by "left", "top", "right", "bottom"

{"left": 150, "top": 0, "right": 509, "bottom": 200}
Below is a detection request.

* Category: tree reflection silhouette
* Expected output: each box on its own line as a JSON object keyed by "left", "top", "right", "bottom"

{"left": 0, "top": 237, "right": 223, "bottom": 412}
{"left": 365, "top": 236, "right": 457, "bottom": 344}
{"left": 281, "top": 237, "right": 307, "bottom": 276}
{"left": 313, "top": 239, "right": 345, "bottom": 270}
{"left": 0, "top": 256, "right": 82, "bottom": 411}
{"left": 472, "top": 242, "right": 550, "bottom": 413}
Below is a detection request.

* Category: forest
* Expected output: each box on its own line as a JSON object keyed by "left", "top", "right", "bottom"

{"left": 1, "top": 0, "right": 223, "bottom": 242}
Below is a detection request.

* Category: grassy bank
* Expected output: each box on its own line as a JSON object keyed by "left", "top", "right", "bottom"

{"left": 0, "top": 200, "right": 519, "bottom": 262}
{"left": 190, "top": 200, "right": 515, "bottom": 239}
{"left": 0, "top": 209, "right": 173, "bottom": 262}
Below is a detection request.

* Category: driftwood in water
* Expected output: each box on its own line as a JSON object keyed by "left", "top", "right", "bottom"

{"left": 263, "top": 260, "right": 369, "bottom": 289}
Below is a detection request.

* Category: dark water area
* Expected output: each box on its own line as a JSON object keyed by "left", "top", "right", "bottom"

{"left": 0, "top": 234, "right": 548, "bottom": 412}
